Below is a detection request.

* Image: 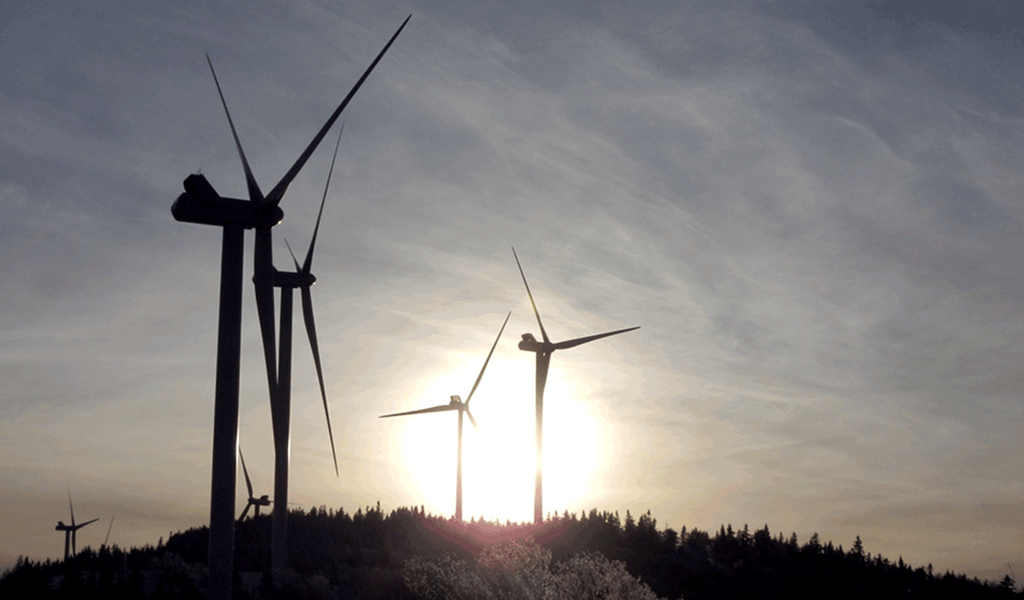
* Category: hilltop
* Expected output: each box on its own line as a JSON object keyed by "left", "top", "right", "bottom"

{"left": 1, "top": 505, "right": 1018, "bottom": 599}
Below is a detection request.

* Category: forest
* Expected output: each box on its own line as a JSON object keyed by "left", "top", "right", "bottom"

{"left": 1, "top": 504, "right": 1019, "bottom": 599}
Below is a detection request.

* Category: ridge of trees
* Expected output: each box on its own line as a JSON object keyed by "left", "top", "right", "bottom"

{"left": 1, "top": 504, "right": 1018, "bottom": 599}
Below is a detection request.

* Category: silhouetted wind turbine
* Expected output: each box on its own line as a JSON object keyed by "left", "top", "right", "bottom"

{"left": 511, "top": 247, "right": 640, "bottom": 524}
{"left": 169, "top": 16, "right": 409, "bottom": 599}
{"left": 55, "top": 489, "right": 98, "bottom": 561}
{"left": 380, "top": 312, "right": 511, "bottom": 522}
{"left": 267, "top": 124, "right": 343, "bottom": 570}
{"left": 238, "top": 448, "right": 271, "bottom": 520}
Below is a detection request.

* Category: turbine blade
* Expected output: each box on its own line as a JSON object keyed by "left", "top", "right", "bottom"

{"left": 466, "top": 408, "right": 479, "bottom": 430}
{"left": 239, "top": 503, "right": 251, "bottom": 521}
{"left": 551, "top": 326, "right": 641, "bottom": 350}
{"left": 284, "top": 239, "right": 301, "bottom": 272}
{"left": 379, "top": 404, "right": 457, "bottom": 418}
{"left": 79, "top": 518, "right": 100, "bottom": 528}
{"left": 300, "top": 286, "right": 339, "bottom": 476}
{"left": 265, "top": 17, "right": 409, "bottom": 206}
{"left": 465, "top": 311, "right": 511, "bottom": 405}
{"left": 206, "top": 54, "right": 265, "bottom": 203}
{"left": 253, "top": 228, "right": 279, "bottom": 429}
{"left": 67, "top": 488, "right": 75, "bottom": 527}
{"left": 303, "top": 123, "right": 343, "bottom": 274}
{"left": 104, "top": 517, "right": 114, "bottom": 547}
{"left": 512, "top": 247, "right": 550, "bottom": 344}
{"left": 239, "top": 448, "right": 255, "bottom": 498}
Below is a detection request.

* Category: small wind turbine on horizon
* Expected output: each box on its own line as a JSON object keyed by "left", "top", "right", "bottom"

{"left": 511, "top": 247, "right": 640, "bottom": 524}
{"left": 55, "top": 489, "right": 98, "bottom": 561}
{"left": 266, "top": 124, "right": 344, "bottom": 571}
{"left": 380, "top": 311, "right": 511, "bottom": 522}
{"left": 169, "top": 16, "right": 409, "bottom": 599}
{"left": 238, "top": 448, "right": 271, "bottom": 520}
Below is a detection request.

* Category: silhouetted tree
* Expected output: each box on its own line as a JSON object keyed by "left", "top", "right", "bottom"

{"left": 4, "top": 506, "right": 1021, "bottom": 599}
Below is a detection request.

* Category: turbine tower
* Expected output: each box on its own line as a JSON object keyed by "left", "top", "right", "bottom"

{"left": 238, "top": 448, "right": 271, "bottom": 520}
{"left": 267, "top": 125, "right": 343, "bottom": 570}
{"left": 511, "top": 248, "right": 639, "bottom": 524}
{"left": 55, "top": 489, "right": 98, "bottom": 561}
{"left": 169, "top": 17, "right": 408, "bottom": 599}
{"left": 380, "top": 312, "right": 510, "bottom": 522}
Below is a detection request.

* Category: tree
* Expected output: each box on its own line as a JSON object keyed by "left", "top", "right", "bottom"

{"left": 550, "top": 553, "right": 663, "bottom": 600}
{"left": 402, "top": 540, "right": 666, "bottom": 600}
{"left": 850, "top": 536, "right": 865, "bottom": 562}
{"left": 804, "top": 532, "right": 822, "bottom": 554}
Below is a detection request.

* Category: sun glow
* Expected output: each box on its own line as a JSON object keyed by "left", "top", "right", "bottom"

{"left": 381, "top": 345, "right": 607, "bottom": 523}
{"left": 533, "top": 370, "right": 605, "bottom": 516}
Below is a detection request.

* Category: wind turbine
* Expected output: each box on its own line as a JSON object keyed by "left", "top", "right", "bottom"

{"left": 380, "top": 312, "right": 511, "bottom": 522}
{"left": 267, "top": 124, "right": 343, "bottom": 570}
{"left": 55, "top": 489, "right": 98, "bottom": 561}
{"left": 511, "top": 247, "right": 640, "bottom": 524}
{"left": 169, "top": 16, "right": 409, "bottom": 599}
{"left": 238, "top": 448, "right": 271, "bottom": 520}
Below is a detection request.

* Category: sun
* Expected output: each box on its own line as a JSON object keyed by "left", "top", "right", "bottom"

{"left": 384, "top": 346, "right": 607, "bottom": 523}
{"left": 530, "top": 369, "right": 606, "bottom": 516}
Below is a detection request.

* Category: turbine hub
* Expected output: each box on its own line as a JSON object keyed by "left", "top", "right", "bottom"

{"left": 254, "top": 203, "right": 285, "bottom": 229}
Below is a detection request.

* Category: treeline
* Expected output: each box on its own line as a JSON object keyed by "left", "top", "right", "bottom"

{"left": 1, "top": 504, "right": 1019, "bottom": 599}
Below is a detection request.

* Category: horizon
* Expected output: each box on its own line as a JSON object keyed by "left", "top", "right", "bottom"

{"left": 0, "top": 503, "right": 991, "bottom": 582}
{"left": 3, "top": 0, "right": 1024, "bottom": 584}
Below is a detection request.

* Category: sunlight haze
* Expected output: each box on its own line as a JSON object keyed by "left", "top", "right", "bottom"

{"left": 2, "top": 0, "right": 1024, "bottom": 584}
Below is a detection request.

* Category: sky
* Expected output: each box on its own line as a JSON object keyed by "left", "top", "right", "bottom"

{"left": 2, "top": 0, "right": 1024, "bottom": 582}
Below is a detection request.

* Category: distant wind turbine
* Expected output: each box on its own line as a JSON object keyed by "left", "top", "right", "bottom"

{"left": 511, "top": 247, "right": 640, "bottom": 524}
{"left": 238, "top": 448, "right": 271, "bottom": 520}
{"left": 380, "top": 312, "right": 511, "bottom": 522}
{"left": 267, "top": 126, "right": 344, "bottom": 569}
{"left": 55, "top": 489, "right": 98, "bottom": 561}
{"left": 170, "top": 16, "right": 409, "bottom": 598}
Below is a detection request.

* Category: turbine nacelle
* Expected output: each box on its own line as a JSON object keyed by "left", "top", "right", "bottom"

{"left": 518, "top": 333, "right": 547, "bottom": 352}
{"left": 172, "top": 174, "right": 284, "bottom": 229}
{"left": 273, "top": 268, "right": 317, "bottom": 288}
{"left": 449, "top": 395, "right": 462, "bottom": 406}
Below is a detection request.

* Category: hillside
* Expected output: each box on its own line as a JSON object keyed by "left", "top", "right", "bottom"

{"left": 2, "top": 505, "right": 1018, "bottom": 599}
